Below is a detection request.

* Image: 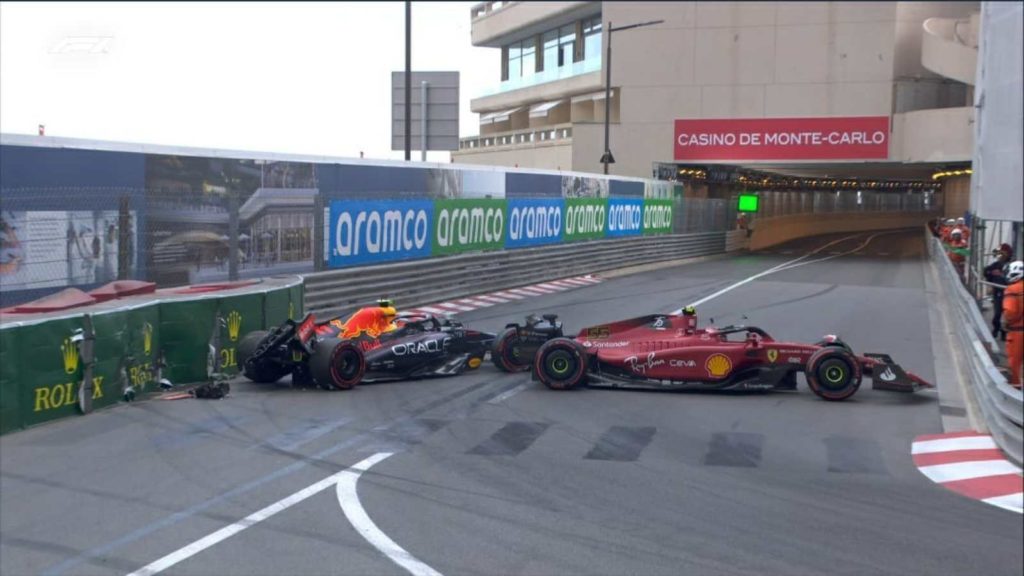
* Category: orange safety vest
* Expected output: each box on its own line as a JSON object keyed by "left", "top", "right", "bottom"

{"left": 1004, "top": 281, "right": 1023, "bottom": 332}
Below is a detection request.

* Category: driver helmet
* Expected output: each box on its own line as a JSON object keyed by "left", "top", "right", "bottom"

{"left": 377, "top": 298, "right": 397, "bottom": 321}
{"left": 950, "top": 228, "right": 962, "bottom": 239}
{"left": 1006, "top": 260, "right": 1024, "bottom": 284}
{"left": 682, "top": 306, "right": 697, "bottom": 316}
{"left": 956, "top": 217, "right": 966, "bottom": 225}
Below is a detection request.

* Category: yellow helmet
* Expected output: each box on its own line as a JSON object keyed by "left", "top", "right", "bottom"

{"left": 682, "top": 306, "right": 697, "bottom": 316}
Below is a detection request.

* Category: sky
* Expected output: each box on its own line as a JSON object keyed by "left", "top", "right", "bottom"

{"left": 0, "top": 1, "right": 496, "bottom": 162}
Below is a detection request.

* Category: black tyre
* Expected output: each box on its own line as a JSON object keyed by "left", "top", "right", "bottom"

{"left": 805, "top": 347, "right": 862, "bottom": 401}
{"left": 310, "top": 339, "right": 365, "bottom": 390}
{"left": 492, "top": 328, "right": 531, "bottom": 372}
{"left": 534, "top": 338, "right": 587, "bottom": 390}
{"left": 237, "top": 330, "right": 288, "bottom": 384}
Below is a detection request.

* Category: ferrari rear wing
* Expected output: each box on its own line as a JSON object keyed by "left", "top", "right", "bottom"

{"left": 860, "top": 353, "right": 933, "bottom": 393}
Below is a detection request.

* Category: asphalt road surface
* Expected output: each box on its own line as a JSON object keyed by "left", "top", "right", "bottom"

{"left": 2, "top": 229, "right": 1021, "bottom": 576}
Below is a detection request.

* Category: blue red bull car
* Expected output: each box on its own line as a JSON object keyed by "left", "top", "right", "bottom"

{"left": 237, "top": 301, "right": 496, "bottom": 390}
{"left": 531, "top": 309, "right": 933, "bottom": 401}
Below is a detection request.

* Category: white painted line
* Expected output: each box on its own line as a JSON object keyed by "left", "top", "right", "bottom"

{"left": 127, "top": 453, "right": 395, "bottom": 576}
{"left": 436, "top": 302, "right": 474, "bottom": 312}
{"left": 493, "top": 291, "right": 524, "bottom": 300}
{"left": 336, "top": 454, "right": 442, "bottom": 576}
{"left": 560, "top": 278, "right": 589, "bottom": 286}
{"left": 458, "top": 298, "right": 493, "bottom": 308}
{"left": 578, "top": 276, "right": 602, "bottom": 284}
{"left": 981, "top": 492, "right": 1024, "bottom": 514}
{"left": 916, "top": 460, "right": 1022, "bottom": 484}
{"left": 537, "top": 283, "right": 567, "bottom": 291}
{"left": 514, "top": 287, "right": 548, "bottom": 295}
{"left": 547, "top": 280, "right": 576, "bottom": 288}
{"left": 487, "top": 383, "right": 530, "bottom": 404}
{"left": 476, "top": 294, "right": 509, "bottom": 304}
{"left": 678, "top": 232, "right": 885, "bottom": 312}
{"left": 911, "top": 436, "right": 996, "bottom": 454}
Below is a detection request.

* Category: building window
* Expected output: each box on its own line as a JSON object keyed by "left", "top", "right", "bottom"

{"left": 558, "top": 25, "right": 575, "bottom": 67}
{"left": 504, "top": 38, "right": 537, "bottom": 80}
{"left": 542, "top": 30, "right": 558, "bottom": 72}
{"left": 583, "top": 17, "right": 601, "bottom": 60}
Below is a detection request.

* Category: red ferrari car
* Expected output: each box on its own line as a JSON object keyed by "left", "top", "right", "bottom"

{"left": 532, "top": 309, "right": 932, "bottom": 401}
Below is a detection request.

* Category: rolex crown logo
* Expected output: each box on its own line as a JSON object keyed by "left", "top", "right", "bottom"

{"left": 143, "top": 322, "right": 154, "bottom": 356}
{"left": 227, "top": 311, "right": 242, "bottom": 342}
{"left": 62, "top": 338, "right": 79, "bottom": 375}
{"left": 288, "top": 301, "right": 295, "bottom": 320}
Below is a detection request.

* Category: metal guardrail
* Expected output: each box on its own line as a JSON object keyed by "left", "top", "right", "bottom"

{"left": 927, "top": 232, "right": 1023, "bottom": 465}
{"left": 303, "top": 232, "right": 732, "bottom": 319}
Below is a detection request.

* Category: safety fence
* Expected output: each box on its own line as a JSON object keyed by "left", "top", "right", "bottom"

{"left": 305, "top": 232, "right": 740, "bottom": 319}
{"left": 0, "top": 277, "right": 302, "bottom": 435}
{"left": 927, "top": 233, "right": 1022, "bottom": 465}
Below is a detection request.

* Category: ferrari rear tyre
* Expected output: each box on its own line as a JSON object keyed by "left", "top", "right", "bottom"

{"left": 534, "top": 338, "right": 587, "bottom": 390}
{"left": 492, "top": 328, "right": 530, "bottom": 372}
{"left": 237, "top": 330, "right": 288, "bottom": 384}
{"left": 310, "top": 340, "right": 365, "bottom": 390}
{"left": 806, "top": 347, "right": 861, "bottom": 401}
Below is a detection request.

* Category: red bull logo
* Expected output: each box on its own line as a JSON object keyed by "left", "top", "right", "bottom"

{"left": 339, "top": 307, "right": 397, "bottom": 339}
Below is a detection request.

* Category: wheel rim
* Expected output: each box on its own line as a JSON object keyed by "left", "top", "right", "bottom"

{"left": 334, "top": 348, "right": 360, "bottom": 381}
{"left": 546, "top": 349, "right": 575, "bottom": 379}
{"left": 819, "top": 359, "right": 848, "bottom": 389}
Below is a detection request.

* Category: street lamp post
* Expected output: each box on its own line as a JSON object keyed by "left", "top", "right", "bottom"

{"left": 601, "top": 19, "right": 664, "bottom": 175}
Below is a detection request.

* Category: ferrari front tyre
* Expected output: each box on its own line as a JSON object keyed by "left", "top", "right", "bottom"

{"left": 534, "top": 338, "right": 587, "bottom": 390}
{"left": 805, "top": 347, "right": 862, "bottom": 401}
{"left": 237, "top": 330, "right": 288, "bottom": 384}
{"left": 492, "top": 328, "right": 531, "bottom": 372}
{"left": 310, "top": 340, "right": 365, "bottom": 390}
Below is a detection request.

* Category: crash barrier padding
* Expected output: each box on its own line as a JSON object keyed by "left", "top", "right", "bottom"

{"left": 749, "top": 211, "right": 941, "bottom": 251}
{"left": 305, "top": 232, "right": 731, "bottom": 320}
{"left": 0, "top": 276, "right": 302, "bottom": 435}
{"left": 926, "top": 233, "right": 1023, "bottom": 465}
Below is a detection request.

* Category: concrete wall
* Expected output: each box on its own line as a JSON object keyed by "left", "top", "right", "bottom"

{"left": 749, "top": 210, "right": 940, "bottom": 250}
{"left": 891, "top": 107, "right": 974, "bottom": 162}
{"left": 472, "top": 2, "right": 595, "bottom": 47}
{"left": 943, "top": 174, "right": 972, "bottom": 218}
{"left": 451, "top": 140, "right": 574, "bottom": 171}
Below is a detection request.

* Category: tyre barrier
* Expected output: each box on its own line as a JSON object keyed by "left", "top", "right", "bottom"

{"left": 927, "top": 232, "right": 1023, "bottom": 465}
{"left": 0, "top": 276, "right": 302, "bottom": 435}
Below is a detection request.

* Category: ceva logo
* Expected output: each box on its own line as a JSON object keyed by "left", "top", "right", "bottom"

{"left": 330, "top": 200, "right": 433, "bottom": 267}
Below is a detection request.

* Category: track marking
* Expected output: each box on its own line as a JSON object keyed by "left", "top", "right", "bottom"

{"left": 916, "top": 460, "right": 1021, "bottom": 484}
{"left": 126, "top": 453, "right": 396, "bottom": 576}
{"left": 335, "top": 454, "right": 442, "bottom": 576}
{"left": 912, "top": 432, "right": 1023, "bottom": 514}
{"left": 677, "top": 233, "right": 868, "bottom": 311}
{"left": 487, "top": 383, "right": 530, "bottom": 404}
{"left": 476, "top": 294, "right": 509, "bottom": 304}
{"left": 911, "top": 435, "right": 997, "bottom": 454}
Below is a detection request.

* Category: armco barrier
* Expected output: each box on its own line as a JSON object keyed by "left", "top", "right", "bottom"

{"left": 305, "top": 232, "right": 735, "bottom": 319}
{"left": 927, "top": 233, "right": 1023, "bottom": 465}
{"left": 0, "top": 276, "right": 302, "bottom": 435}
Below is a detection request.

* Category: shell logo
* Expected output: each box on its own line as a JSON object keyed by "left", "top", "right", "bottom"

{"left": 468, "top": 357, "right": 482, "bottom": 369}
{"left": 705, "top": 353, "right": 732, "bottom": 378}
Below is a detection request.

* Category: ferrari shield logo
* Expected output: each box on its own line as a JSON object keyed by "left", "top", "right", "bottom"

{"left": 767, "top": 349, "right": 778, "bottom": 363}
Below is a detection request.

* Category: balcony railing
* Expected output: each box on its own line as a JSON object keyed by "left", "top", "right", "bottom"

{"left": 458, "top": 124, "right": 573, "bottom": 151}
{"left": 471, "top": 1, "right": 514, "bottom": 20}
{"left": 479, "top": 56, "right": 601, "bottom": 97}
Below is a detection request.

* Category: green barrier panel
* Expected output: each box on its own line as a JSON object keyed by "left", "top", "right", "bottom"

{"left": 290, "top": 283, "right": 304, "bottom": 320}
{"left": 216, "top": 293, "right": 265, "bottom": 376}
{"left": 643, "top": 199, "right": 674, "bottom": 235}
{"left": 565, "top": 198, "right": 608, "bottom": 242}
{"left": 159, "top": 299, "right": 218, "bottom": 385}
{"left": 0, "top": 325, "right": 24, "bottom": 434}
{"left": 89, "top": 310, "right": 130, "bottom": 410}
{"left": 264, "top": 286, "right": 291, "bottom": 328}
{"left": 18, "top": 316, "right": 85, "bottom": 428}
{"left": 432, "top": 198, "right": 506, "bottom": 255}
{"left": 126, "top": 304, "right": 161, "bottom": 394}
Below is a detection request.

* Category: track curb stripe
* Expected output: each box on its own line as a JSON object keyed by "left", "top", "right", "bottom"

{"left": 912, "top": 432, "right": 1023, "bottom": 514}
{"left": 404, "top": 275, "right": 603, "bottom": 317}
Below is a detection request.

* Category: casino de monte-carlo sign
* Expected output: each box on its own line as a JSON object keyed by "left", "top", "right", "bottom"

{"left": 674, "top": 117, "right": 889, "bottom": 161}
